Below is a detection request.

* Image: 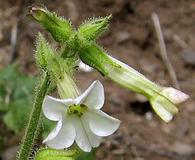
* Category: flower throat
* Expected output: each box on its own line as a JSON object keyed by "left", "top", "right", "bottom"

{"left": 67, "top": 104, "right": 88, "bottom": 117}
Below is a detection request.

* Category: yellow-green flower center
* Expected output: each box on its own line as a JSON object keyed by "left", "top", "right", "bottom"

{"left": 67, "top": 104, "right": 88, "bottom": 117}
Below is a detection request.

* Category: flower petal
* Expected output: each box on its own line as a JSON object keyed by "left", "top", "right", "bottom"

{"left": 86, "top": 110, "right": 120, "bottom": 137}
{"left": 82, "top": 116, "right": 102, "bottom": 148}
{"left": 42, "top": 96, "right": 74, "bottom": 121}
{"left": 75, "top": 80, "right": 104, "bottom": 109}
{"left": 78, "top": 61, "right": 93, "bottom": 72}
{"left": 151, "top": 101, "right": 173, "bottom": 122}
{"left": 72, "top": 116, "right": 101, "bottom": 152}
{"left": 43, "top": 120, "right": 62, "bottom": 143}
{"left": 162, "top": 87, "right": 189, "bottom": 104}
{"left": 43, "top": 117, "right": 76, "bottom": 149}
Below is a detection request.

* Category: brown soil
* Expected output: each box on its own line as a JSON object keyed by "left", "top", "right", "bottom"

{"left": 0, "top": 0, "right": 195, "bottom": 160}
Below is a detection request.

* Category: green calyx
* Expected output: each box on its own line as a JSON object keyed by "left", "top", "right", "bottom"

{"left": 67, "top": 104, "right": 88, "bottom": 117}
{"left": 31, "top": 6, "right": 114, "bottom": 76}
{"left": 35, "top": 148, "right": 77, "bottom": 160}
{"left": 78, "top": 15, "right": 112, "bottom": 40}
{"left": 28, "top": 6, "right": 47, "bottom": 22}
{"left": 29, "top": 6, "right": 112, "bottom": 43}
{"left": 76, "top": 39, "right": 118, "bottom": 76}
{"left": 35, "top": 33, "right": 77, "bottom": 79}
{"left": 28, "top": 6, "right": 111, "bottom": 43}
{"left": 35, "top": 32, "right": 80, "bottom": 99}
{"left": 35, "top": 33, "right": 54, "bottom": 71}
{"left": 28, "top": 6, "right": 73, "bottom": 42}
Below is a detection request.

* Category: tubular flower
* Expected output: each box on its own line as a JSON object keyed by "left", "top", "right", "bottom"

{"left": 77, "top": 42, "right": 189, "bottom": 122}
{"left": 42, "top": 80, "right": 120, "bottom": 152}
{"left": 107, "top": 56, "right": 189, "bottom": 122}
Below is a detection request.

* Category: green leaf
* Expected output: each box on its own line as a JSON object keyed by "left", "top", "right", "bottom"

{"left": 3, "top": 97, "right": 32, "bottom": 133}
{"left": 0, "top": 64, "right": 54, "bottom": 137}
{"left": 0, "top": 64, "right": 35, "bottom": 133}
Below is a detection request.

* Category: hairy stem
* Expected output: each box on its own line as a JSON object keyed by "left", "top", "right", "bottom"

{"left": 17, "top": 73, "right": 50, "bottom": 160}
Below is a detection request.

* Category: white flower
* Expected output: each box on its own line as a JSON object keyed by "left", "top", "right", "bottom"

{"left": 42, "top": 80, "right": 120, "bottom": 152}
{"left": 78, "top": 61, "right": 93, "bottom": 72}
{"left": 107, "top": 56, "right": 189, "bottom": 122}
{"left": 151, "top": 87, "right": 189, "bottom": 122}
{"left": 162, "top": 87, "right": 189, "bottom": 104}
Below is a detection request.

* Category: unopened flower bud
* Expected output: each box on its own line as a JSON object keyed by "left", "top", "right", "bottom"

{"left": 78, "top": 15, "right": 112, "bottom": 41}
{"left": 28, "top": 6, "right": 73, "bottom": 42}
{"left": 35, "top": 33, "right": 54, "bottom": 71}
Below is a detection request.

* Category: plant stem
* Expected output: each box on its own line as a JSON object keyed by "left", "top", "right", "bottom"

{"left": 17, "top": 73, "right": 50, "bottom": 160}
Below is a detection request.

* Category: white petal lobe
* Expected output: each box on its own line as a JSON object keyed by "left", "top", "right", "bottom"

{"left": 83, "top": 81, "right": 104, "bottom": 109}
{"left": 86, "top": 110, "right": 121, "bottom": 136}
{"left": 82, "top": 115, "right": 102, "bottom": 148}
{"left": 72, "top": 117, "right": 91, "bottom": 152}
{"left": 44, "top": 117, "right": 76, "bottom": 149}
{"left": 162, "top": 87, "right": 189, "bottom": 104}
{"left": 72, "top": 116, "right": 101, "bottom": 152}
{"left": 43, "top": 120, "right": 62, "bottom": 143}
{"left": 151, "top": 101, "right": 173, "bottom": 122}
{"left": 42, "top": 96, "right": 66, "bottom": 121}
{"left": 76, "top": 81, "right": 104, "bottom": 109}
{"left": 75, "top": 81, "right": 104, "bottom": 108}
{"left": 79, "top": 61, "right": 93, "bottom": 72}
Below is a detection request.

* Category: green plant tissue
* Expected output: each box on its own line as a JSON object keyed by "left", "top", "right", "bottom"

{"left": 0, "top": 64, "right": 36, "bottom": 133}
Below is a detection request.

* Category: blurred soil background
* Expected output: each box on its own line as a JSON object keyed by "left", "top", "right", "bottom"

{"left": 0, "top": 0, "right": 195, "bottom": 160}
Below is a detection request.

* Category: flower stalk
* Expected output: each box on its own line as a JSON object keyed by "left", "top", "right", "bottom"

{"left": 17, "top": 73, "right": 50, "bottom": 160}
